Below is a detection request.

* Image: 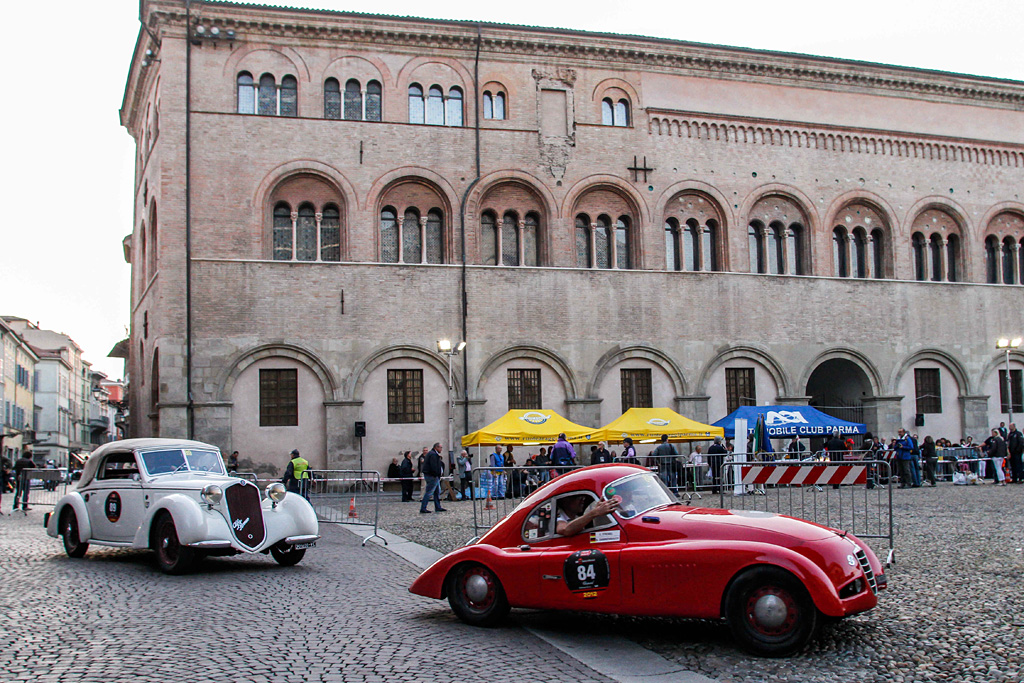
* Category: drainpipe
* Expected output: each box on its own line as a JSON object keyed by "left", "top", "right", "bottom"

{"left": 185, "top": 0, "right": 195, "bottom": 438}
{"left": 458, "top": 24, "right": 482, "bottom": 442}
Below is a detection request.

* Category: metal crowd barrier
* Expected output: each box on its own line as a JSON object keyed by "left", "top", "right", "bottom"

{"left": 10, "top": 469, "right": 68, "bottom": 510}
{"left": 307, "top": 469, "right": 386, "bottom": 546}
{"left": 470, "top": 465, "right": 578, "bottom": 537}
{"left": 706, "top": 454, "right": 894, "bottom": 566}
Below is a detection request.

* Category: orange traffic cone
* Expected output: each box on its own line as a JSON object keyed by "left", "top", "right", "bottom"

{"left": 347, "top": 496, "right": 358, "bottom": 519}
{"left": 484, "top": 490, "right": 496, "bottom": 511}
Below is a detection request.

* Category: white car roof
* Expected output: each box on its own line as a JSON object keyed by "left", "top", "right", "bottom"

{"left": 80, "top": 438, "right": 221, "bottom": 486}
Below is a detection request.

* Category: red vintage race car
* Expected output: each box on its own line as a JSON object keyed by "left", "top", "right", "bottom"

{"left": 410, "top": 464, "right": 886, "bottom": 657}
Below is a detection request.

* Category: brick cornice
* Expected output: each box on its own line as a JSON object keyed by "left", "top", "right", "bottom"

{"left": 141, "top": 0, "right": 1024, "bottom": 111}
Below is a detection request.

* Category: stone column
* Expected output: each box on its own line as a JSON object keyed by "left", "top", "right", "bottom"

{"left": 776, "top": 395, "right": 812, "bottom": 406}
{"left": 861, "top": 395, "right": 904, "bottom": 438}
{"left": 419, "top": 216, "right": 429, "bottom": 264}
{"left": 675, "top": 395, "right": 711, "bottom": 423}
{"left": 960, "top": 395, "right": 991, "bottom": 442}
{"left": 565, "top": 398, "right": 602, "bottom": 431}
{"left": 325, "top": 400, "right": 364, "bottom": 470}
{"left": 290, "top": 210, "right": 298, "bottom": 261}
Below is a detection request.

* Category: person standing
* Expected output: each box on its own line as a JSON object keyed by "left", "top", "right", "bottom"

{"left": 591, "top": 441, "right": 612, "bottom": 465}
{"left": 650, "top": 434, "right": 679, "bottom": 488}
{"left": 488, "top": 445, "right": 506, "bottom": 499}
{"left": 456, "top": 450, "right": 472, "bottom": 499}
{"left": 984, "top": 429, "right": 1008, "bottom": 485}
{"left": 894, "top": 429, "right": 915, "bottom": 489}
{"left": 12, "top": 448, "right": 34, "bottom": 512}
{"left": 706, "top": 436, "right": 728, "bottom": 493}
{"left": 1006, "top": 422, "right": 1023, "bottom": 484}
{"left": 419, "top": 442, "right": 447, "bottom": 513}
{"left": 786, "top": 436, "right": 806, "bottom": 459}
{"left": 399, "top": 451, "right": 415, "bottom": 502}
{"left": 619, "top": 437, "right": 639, "bottom": 465}
{"left": 227, "top": 451, "right": 239, "bottom": 473}
{"left": 549, "top": 433, "right": 577, "bottom": 470}
{"left": 921, "top": 435, "right": 938, "bottom": 487}
{"left": 282, "top": 449, "right": 310, "bottom": 500}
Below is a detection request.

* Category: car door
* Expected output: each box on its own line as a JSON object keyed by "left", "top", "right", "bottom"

{"left": 85, "top": 451, "right": 145, "bottom": 543}
{"left": 534, "top": 494, "right": 626, "bottom": 611}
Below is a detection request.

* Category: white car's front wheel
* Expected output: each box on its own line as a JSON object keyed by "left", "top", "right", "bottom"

{"left": 61, "top": 508, "right": 89, "bottom": 559}
{"left": 270, "top": 541, "right": 306, "bottom": 567}
{"left": 152, "top": 511, "right": 196, "bottom": 575}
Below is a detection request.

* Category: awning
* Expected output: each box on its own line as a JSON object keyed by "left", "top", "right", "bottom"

{"left": 461, "top": 410, "right": 598, "bottom": 447}
{"left": 712, "top": 405, "right": 866, "bottom": 439}
{"left": 592, "top": 407, "right": 723, "bottom": 443}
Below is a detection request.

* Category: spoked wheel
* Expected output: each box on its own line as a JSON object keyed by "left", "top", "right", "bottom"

{"left": 725, "top": 566, "right": 818, "bottom": 657}
{"left": 152, "top": 512, "right": 196, "bottom": 575}
{"left": 61, "top": 508, "right": 88, "bottom": 558}
{"left": 270, "top": 542, "right": 306, "bottom": 567}
{"left": 446, "top": 563, "right": 510, "bottom": 627}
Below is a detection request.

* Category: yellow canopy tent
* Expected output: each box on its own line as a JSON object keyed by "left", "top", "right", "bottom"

{"left": 461, "top": 409, "right": 598, "bottom": 447}
{"left": 593, "top": 407, "right": 724, "bottom": 444}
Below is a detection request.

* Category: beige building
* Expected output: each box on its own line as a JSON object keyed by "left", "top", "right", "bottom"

{"left": 1, "top": 319, "right": 38, "bottom": 462}
{"left": 121, "top": 0, "right": 1024, "bottom": 474}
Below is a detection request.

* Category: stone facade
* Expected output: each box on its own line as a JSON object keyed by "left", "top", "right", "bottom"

{"left": 121, "top": 0, "right": 1024, "bottom": 474}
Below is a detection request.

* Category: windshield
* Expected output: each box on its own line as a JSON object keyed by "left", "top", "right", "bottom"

{"left": 139, "top": 448, "right": 225, "bottom": 476}
{"left": 602, "top": 471, "right": 675, "bottom": 519}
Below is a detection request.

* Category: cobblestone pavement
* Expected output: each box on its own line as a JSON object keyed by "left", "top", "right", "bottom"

{"left": 380, "top": 482, "right": 1024, "bottom": 683}
{"left": 0, "top": 509, "right": 611, "bottom": 683}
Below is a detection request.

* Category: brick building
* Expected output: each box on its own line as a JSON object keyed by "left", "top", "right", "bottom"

{"left": 121, "top": 0, "right": 1024, "bottom": 474}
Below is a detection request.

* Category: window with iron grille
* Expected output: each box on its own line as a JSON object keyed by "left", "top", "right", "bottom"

{"left": 725, "top": 368, "right": 756, "bottom": 414}
{"left": 259, "top": 369, "right": 298, "bottom": 427}
{"left": 999, "top": 369, "right": 1023, "bottom": 413}
{"left": 914, "top": 368, "right": 942, "bottom": 414}
{"left": 620, "top": 369, "right": 652, "bottom": 413}
{"left": 508, "top": 369, "right": 541, "bottom": 410}
{"left": 388, "top": 369, "right": 423, "bottom": 423}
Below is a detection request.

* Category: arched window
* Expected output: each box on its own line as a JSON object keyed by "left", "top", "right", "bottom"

{"left": 615, "top": 100, "right": 630, "bottom": 127}
{"left": 380, "top": 207, "right": 398, "bottom": 263}
{"left": 786, "top": 225, "right": 803, "bottom": 275}
{"left": 483, "top": 91, "right": 493, "bottom": 119}
{"left": 852, "top": 228, "right": 867, "bottom": 278}
{"left": 929, "top": 234, "right": 943, "bottom": 281}
{"left": 501, "top": 211, "right": 519, "bottom": 266}
{"left": 279, "top": 76, "right": 297, "bottom": 116}
{"left": 481, "top": 211, "right": 498, "bottom": 266}
{"left": 768, "top": 222, "right": 785, "bottom": 275}
{"left": 425, "top": 210, "right": 444, "bottom": 264}
{"left": 258, "top": 74, "right": 277, "bottom": 115}
{"left": 324, "top": 78, "right": 341, "bottom": 119}
{"left": 615, "top": 217, "right": 631, "bottom": 269}
{"left": 296, "top": 203, "right": 317, "bottom": 261}
{"left": 344, "top": 79, "right": 362, "bottom": 120}
{"left": 601, "top": 99, "right": 614, "bottom": 126}
{"left": 985, "top": 236, "right": 999, "bottom": 283}
{"left": 705, "top": 220, "right": 720, "bottom": 272}
{"left": 426, "top": 86, "right": 444, "bottom": 125}
{"left": 684, "top": 219, "right": 700, "bottom": 271}
{"left": 595, "top": 215, "right": 611, "bottom": 269}
{"left": 870, "top": 229, "right": 884, "bottom": 278}
{"left": 575, "top": 214, "right": 591, "bottom": 268}
{"left": 148, "top": 203, "right": 159, "bottom": 276}
{"left": 366, "top": 81, "right": 382, "bottom": 122}
{"left": 273, "top": 202, "right": 292, "bottom": 261}
{"left": 1020, "top": 238, "right": 1024, "bottom": 284}
{"left": 913, "top": 233, "right": 927, "bottom": 281}
{"left": 237, "top": 72, "right": 255, "bottom": 114}
{"left": 403, "top": 209, "right": 422, "bottom": 263}
{"left": 408, "top": 84, "right": 424, "bottom": 124}
{"left": 946, "top": 234, "right": 960, "bottom": 282}
{"left": 523, "top": 213, "right": 539, "bottom": 266}
{"left": 321, "top": 205, "right": 341, "bottom": 262}
{"left": 447, "top": 87, "right": 464, "bottom": 127}
{"left": 749, "top": 222, "right": 765, "bottom": 274}
{"left": 140, "top": 222, "right": 147, "bottom": 283}
{"left": 833, "top": 227, "right": 848, "bottom": 277}
{"left": 665, "top": 218, "right": 681, "bottom": 271}
{"left": 488, "top": 92, "right": 506, "bottom": 119}
{"left": 1001, "top": 237, "right": 1016, "bottom": 284}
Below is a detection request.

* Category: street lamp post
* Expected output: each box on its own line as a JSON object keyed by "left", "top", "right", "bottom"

{"left": 996, "top": 337, "right": 1022, "bottom": 425}
{"left": 437, "top": 339, "right": 466, "bottom": 465}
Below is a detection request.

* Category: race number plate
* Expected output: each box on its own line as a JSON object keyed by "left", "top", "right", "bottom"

{"left": 563, "top": 549, "right": 610, "bottom": 593}
{"left": 293, "top": 542, "right": 317, "bottom": 550}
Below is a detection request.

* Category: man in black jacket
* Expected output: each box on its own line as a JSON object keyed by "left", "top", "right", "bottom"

{"left": 398, "top": 452, "right": 414, "bottom": 501}
{"left": 1006, "top": 423, "right": 1024, "bottom": 484}
{"left": 419, "top": 442, "right": 447, "bottom": 513}
{"left": 12, "top": 449, "right": 35, "bottom": 512}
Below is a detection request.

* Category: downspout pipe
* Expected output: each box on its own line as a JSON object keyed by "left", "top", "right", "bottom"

{"left": 457, "top": 23, "right": 482, "bottom": 446}
{"left": 185, "top": 0, "right": 195, "bottom": 438}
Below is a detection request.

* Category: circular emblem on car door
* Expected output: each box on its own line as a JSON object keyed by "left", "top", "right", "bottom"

{"left": 105, "top": 492, "right": 122, "bottom": 522}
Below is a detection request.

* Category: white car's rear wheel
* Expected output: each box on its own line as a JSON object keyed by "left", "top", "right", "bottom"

{"left": 61, "top": 508, "right": 88, "bottom": 558}
{"left": 152, "top": 512, "right": 196, "bottom": 575}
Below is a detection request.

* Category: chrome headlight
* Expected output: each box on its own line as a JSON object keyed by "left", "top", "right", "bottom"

{"left": 266, "top": 482, "right": 287, "bottom": 502}
{"left": 200, "top": 484, "right": 223, "bottom": 505}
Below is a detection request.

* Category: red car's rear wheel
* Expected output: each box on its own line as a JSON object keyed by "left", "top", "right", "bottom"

{"left": 725, "top": 566, "right": 818, "bottom": 657}
{"left": 446, "top": 563, "right": 510, "bottom": 627}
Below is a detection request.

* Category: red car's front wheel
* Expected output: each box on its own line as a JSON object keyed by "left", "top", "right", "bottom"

{"left": 445, "top": 563, "right": 510, "bottom": 627}
{"left": 725, "top": 566, "right": 818, "bottom": 657}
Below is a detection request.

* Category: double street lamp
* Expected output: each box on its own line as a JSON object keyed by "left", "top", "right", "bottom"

{"left": 437, "top": 339, "right": 466, "bottom": 464}
{"left": 996, "top": 337, "right": 1022, "bottom": 425}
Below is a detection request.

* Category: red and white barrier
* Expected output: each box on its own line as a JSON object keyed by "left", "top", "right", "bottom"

{"left": 740, "top": 464, "right": 867, "bottom": 487}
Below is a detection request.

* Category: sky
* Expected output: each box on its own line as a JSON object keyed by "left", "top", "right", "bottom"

{"left": 1, "top": 0, "right": 1021, "bottom": 381}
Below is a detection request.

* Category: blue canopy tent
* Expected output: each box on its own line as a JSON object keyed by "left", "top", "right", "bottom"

{"left": 713, "top": 405, "right": 866, "bottom": 439}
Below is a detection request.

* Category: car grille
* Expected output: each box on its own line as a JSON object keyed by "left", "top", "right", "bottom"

{"left": 854, "top": 547, "right": 878, "bottom": 595}
{"left": 224, "top": 480, "right": 266, "bottom": 551}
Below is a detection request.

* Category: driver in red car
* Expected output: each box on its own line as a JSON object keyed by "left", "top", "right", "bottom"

{"left": 555, "top": 494, "right": 620, "bottom": 536}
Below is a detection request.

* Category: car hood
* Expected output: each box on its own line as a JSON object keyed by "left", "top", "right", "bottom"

{"left": 629, "top": 505, "right": 839, "bottom": 543}
{"left": 143, "top": 473, "right": 240, "bottom": 489}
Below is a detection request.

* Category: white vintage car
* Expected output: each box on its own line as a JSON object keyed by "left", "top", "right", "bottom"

{"left": 45, "top": 438, "right": 319, "bottom": 574}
